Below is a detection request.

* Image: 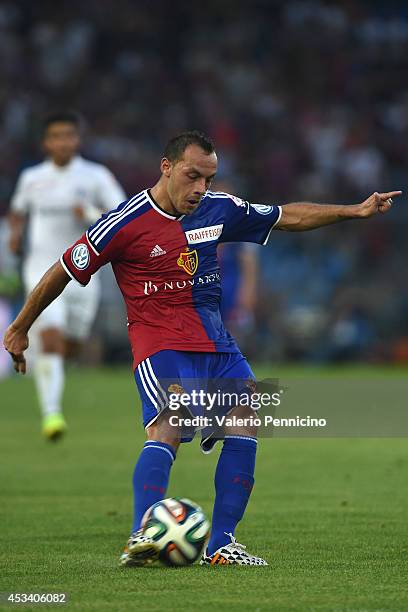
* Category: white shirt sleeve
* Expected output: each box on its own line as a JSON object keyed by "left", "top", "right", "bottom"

{"left": 10, "top": 170, "right": 31, "bottom": 214}
{"left": 94, "top": 166, "right": 126, "bottom": 212}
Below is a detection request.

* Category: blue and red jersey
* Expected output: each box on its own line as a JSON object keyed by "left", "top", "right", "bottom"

{"left": 61, "top": 189, "right": 281, "bottom": 368}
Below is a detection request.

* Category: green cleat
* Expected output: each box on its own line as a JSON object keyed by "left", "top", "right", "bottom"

{"left": 42, "top": 413, "right": 67, "bottom": 442}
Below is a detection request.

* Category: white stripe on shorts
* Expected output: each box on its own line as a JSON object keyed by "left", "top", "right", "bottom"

{"left": 145, "top": 357, "right": 168, "bottom": 407}
{"left": 139, "top": 360, "right": 165, "bottom": 410}
{"left": 138, "top": 362, "right": 160, "bottom": 409}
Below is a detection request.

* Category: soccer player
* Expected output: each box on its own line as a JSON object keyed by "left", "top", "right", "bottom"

{"left": 8, "top": 111, "right": 126, "bottom": 440}
{"left": 3, "top": 131, "right": 400, "bottom": 565}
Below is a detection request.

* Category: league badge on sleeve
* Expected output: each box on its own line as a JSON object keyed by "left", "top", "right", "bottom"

{"left": 71, "top": 243, "right": 90, "bottom": 270}
{"left": 250, "top": 204, "right": 273, "bottom": 215}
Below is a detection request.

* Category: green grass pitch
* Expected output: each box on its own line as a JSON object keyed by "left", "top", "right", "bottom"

{"left": 1, "top": 366, "right": 407, "bottom": 611}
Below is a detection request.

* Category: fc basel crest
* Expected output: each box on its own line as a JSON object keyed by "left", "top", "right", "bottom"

{"left": 168, "top": 383, "right": 185, "bottom": 394}
{"left": 177, "top": 248, "right": 198, "bottom": 276}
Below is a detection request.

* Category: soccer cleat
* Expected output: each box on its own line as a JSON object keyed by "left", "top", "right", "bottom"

{"left": 120, "top": 529, "right": 160, "bottom": 567}
{"left": 200, "top": 533, "right": 268, "bottom": 566}
{"left": 42, "top": 413, "right": 67, "bottom": 441}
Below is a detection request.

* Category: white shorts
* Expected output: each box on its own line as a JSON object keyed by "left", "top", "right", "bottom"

{"left": 23, "top": 262, "right": 100, "bottom": 341}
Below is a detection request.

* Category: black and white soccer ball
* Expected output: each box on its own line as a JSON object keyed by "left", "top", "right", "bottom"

{"left": 141, "top": 497, "right": 210, "bottom": 566}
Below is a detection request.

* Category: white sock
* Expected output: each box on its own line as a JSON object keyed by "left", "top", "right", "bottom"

{"left": 34, "top": 353, "right": 65, "bottom": 417}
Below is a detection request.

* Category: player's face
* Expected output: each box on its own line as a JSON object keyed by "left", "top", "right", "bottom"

{"left": 43, "top": 122, "right": 80, "bottom": 166}
{"left": 166, "top": 145, "right": 217, "bottom": 215}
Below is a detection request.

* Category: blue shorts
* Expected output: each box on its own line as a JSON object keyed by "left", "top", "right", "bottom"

{"left": 134, "top": 350, "right": 255, "bottom": 452}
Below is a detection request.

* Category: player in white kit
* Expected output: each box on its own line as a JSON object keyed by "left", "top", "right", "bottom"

{"left": 8, "top": 112, "right": 126, "bottom": 440}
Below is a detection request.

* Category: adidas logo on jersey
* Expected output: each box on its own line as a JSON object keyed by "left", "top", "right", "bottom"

{"left": 150, "top": 244, "right": 167, "bottom": 257}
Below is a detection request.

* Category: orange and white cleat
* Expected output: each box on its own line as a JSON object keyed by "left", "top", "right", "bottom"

{"left": 200, "top": 533, "right": 268, "bottom": 566}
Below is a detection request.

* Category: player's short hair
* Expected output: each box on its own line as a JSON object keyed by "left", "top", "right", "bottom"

{"left": 42, "top": 111, "right": 82, "bottom": 134}
{"left": 164, "top": 130, "right": 215, "bottom": 162}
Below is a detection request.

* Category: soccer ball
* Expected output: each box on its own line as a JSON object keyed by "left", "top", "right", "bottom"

{"left": 141, "top": 497, "right": 210, "bottom": 566}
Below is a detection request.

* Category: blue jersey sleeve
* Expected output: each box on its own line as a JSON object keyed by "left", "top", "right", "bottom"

{"left": 217, "top": 192, "right": 282, "bottom": 245}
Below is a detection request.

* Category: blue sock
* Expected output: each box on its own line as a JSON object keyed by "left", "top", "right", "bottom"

{"left": 207, "top": 436, "right": 257, "bottom": 555}
{"left": 132, "top": 440, "right": 176, "bottom": 533}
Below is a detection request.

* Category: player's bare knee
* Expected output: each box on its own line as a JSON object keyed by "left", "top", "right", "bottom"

{"left": 224, "top": 404, "right": 258, "bottom": 439}
{"left": 146, "top": 411, "right": 181, "bottom": 452}
{"left": 40, "top": 328, "right": 65, "bottom": 354}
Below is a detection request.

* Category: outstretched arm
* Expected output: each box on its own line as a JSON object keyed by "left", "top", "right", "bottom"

{"left": 277, "top": 191, "right": 402, "bottom": 231}
{"left": 3, "top": 262, "right": 71, "bottom": 374}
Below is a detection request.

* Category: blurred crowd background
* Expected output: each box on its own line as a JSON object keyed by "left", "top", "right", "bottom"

{"left": 1, "top": 0, "right": 407, "bottom": 370}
